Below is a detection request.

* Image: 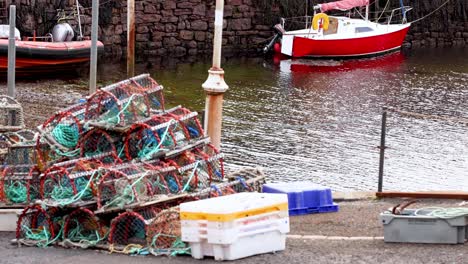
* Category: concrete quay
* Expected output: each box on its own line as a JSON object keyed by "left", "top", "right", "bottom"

{"left": 1, "top": 196, "right": 467, "bottom": 264}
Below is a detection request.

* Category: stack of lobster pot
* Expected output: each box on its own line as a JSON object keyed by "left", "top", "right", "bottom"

{"left": 0, "top": 95, "right": 42, "bottom": 206}
{"left": 9, "top": 74, "right": 266, "bottom": 257}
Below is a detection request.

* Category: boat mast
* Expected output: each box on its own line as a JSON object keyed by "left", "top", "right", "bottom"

{"left": 365, "top": 3, "right": 369, "bottom": 21}
{"left": 305, "top": 0, "right": 308, "bottom": 28}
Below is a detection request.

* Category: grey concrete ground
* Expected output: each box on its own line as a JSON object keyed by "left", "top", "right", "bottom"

{"left": 2, "top": 198, "right": 467, "bottom": 264}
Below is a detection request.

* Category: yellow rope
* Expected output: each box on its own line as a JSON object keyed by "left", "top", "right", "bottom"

{"left": 109, "top": 243, "right": 145, "bottom": 254}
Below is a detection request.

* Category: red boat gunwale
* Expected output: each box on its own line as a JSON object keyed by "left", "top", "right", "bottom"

{"left": 0, "top": 39, "right": 104, "bottom": 59}
{"left": 0, "top": 39, "right": 104, "bottom": 73}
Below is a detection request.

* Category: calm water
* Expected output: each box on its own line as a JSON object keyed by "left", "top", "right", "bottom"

{"left": 100, "top": 48, "right": 468, "bottom": 192}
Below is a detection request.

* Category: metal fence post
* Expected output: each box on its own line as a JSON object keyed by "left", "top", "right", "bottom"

{"left": 378, "top": 108, "right": 387, "bottom": 192}
{"left": 7, "top": 5, "right": 16, "bottom": 98}
{"left": 89, "top": 0, "right": 99, "bottom": 94}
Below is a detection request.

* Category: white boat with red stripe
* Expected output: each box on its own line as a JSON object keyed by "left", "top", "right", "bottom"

{"left": 265, "top": 0, "right": 412, "bottom": 59}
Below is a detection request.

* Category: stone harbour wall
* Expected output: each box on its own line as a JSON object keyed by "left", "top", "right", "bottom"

{"left": 7, "top": 0, "right": 468, "bottom": 58}
{"left": 403, "top": 0, "right": 468, "bottom": 47}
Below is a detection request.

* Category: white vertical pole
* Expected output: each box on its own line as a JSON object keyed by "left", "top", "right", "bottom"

{"left": 89, "top": 0, "right": 99, "bottom": 94}
{"left": 211, "top": 0, "right": 223, "bottom": 69}
{"left": 202, "top": 0, "right": 229, "bottom": 150}
{"left": 7, "top": 5, "right": 16, "bottom": 98}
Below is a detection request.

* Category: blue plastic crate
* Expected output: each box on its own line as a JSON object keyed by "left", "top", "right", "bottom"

{"left": 262, "top": 182, "right": 339, "bottom": 216}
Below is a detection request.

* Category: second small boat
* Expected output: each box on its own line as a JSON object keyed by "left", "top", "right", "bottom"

{"left": 0, "top": 38, "right": 104, "bottom": 74}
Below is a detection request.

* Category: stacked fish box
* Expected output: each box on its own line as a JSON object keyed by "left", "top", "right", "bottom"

{"left": 180, "top": 192, "right": 290, "bottom": 261}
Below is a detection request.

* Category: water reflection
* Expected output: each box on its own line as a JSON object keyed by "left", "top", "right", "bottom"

{"left": 221, "top": 48, "right": 468, "bottom": 192}
{"left": 275, "top": 51, "right": 405, "bottom": 74}
{"left": 99, "top": 48, "right": 468, "bottom": 192}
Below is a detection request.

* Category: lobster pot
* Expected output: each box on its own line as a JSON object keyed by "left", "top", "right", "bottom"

{"left": 147, "top": 207, "right": 190, "bottom": 256}
{"left": 176, "top": 153, "right": 225, "bottom": 192}
{"left": 45, "top": 167, "right": 116, "bottom": 205}
{"left": 172, "top": 112, "right": 204, "bottom": 144}
{"left": 35, "top": 74, "right": 165, "bottom": 156}
{"left": 123, "top": 123, "right": 173, "bottom": 161}
{"left": 45, "top": 168, "right": 102, "bottom": 208}
{"left": 145, "top": 110, "right": 204, "bottom": 148}
{"left": 96, "top": 169, "right": 136, "bottom": 209}
{"left": 84, "top": 78, "right": 165, "bottom": 128}
{"left": 129, "top": 110, "right": 205, "bottom": 161}
{"left": 0, "top": 96, "right": 24, "bottom": 132}
{"left": 62, "top": 208, "right": 108, "bottom": 247}
{"left": 180, "top": 193, "right": 290, "bottom": 261}
{"left": 5, "top": 144, "right": 38, "bottom": 166}
{"left": 143, "top": 165, "right": 182, "bottom": 195}
{"left": 1, "top": 165, "right": 40, "bottom": 204}
{"left": 52, "top": 74, "right": 165, "bottom": 124}
{"left": 3, "top": 129, "right": 37, "bottom": 165}
{"left": 79, "top": 128, "right": 122, "bottom": 158}
{"left": 36, "top": 111, "right": 82, "bottom": 162}
{"left": 16, "top": 205, "right": 65, "bottom": 246}
{"left": 108, "top": 212, "right": 147, "bottom": 250}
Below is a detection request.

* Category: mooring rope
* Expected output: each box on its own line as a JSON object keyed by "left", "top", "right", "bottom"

{"left": 413, "top": 207, "right": 468, "bottom": 219}
{"left": 410, "top": 0, "right": 452, "bottom": 24}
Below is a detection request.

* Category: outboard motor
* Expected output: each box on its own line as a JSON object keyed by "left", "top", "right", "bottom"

{"left": 263, "top": 24, "right": 285, "bottom": 54}
{"left": 52, "top": 23, "right": 74, "bottom": 42}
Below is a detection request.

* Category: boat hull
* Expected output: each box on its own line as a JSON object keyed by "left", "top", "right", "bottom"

{"left": 289, "top": 25, "right": 410, "bottom": 58}
{"left": 0, "top": 39, "right": 104, "bottom": 74}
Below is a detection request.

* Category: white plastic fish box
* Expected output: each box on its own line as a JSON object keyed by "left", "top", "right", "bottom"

{"left": 380, "top": 209, "right": 468, "bottom": 244}
{"left": 180, "top": 192, "right": 289, "bottom": 261}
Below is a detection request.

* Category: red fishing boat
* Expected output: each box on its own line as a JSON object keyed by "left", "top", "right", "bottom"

{"left": 265, "top": 0, "right": 412, "bottom": 58}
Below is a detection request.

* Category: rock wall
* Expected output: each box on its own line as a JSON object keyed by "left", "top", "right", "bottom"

{"left": 403, "top": 0, "right": 468, "bottom": 47}
{"left": 7, "top": 0, "right": 468, "bottom": 58}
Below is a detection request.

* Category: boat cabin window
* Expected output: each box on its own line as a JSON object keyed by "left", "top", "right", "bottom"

{"left": 355, "top": 27, "right": 374, "bottom": 33}
{"left": 324, "top": 17, "right": 339, "bottom": 35}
